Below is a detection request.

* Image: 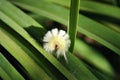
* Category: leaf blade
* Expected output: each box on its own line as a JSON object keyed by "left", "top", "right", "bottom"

{"left": 68, "top": 0, "right": 80, "bottom": 53}
{"left": 0, "top": 28, "right": 51, "bottom": 80}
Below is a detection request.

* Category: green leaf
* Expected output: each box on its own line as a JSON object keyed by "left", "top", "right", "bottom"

{"left": 0, "top": 22, "right": 60, "bottom": 80}
{"left": 86, "top": 64, "right": 114, "bottom": 80}
{"left": 0, "top": 67, "right": 12, "bottom": 80}
{"left": 0, "top": 28, "right": 51, "bottom": 80}
{"left": 61, "top": 53, "right": 98, "bottom": 80}
{"left": 99, "top": 20, "right": 120, "bottom": 33}
{"left": 68, "top": 0, "right": 80, "bottom": 53}
{"left": 78, "top": 15, "right": 120, "bottom": 55}
{"left": 45, "top": 0, "right": 120, "bottom": 20}
{"left": 0, "top": 53, "right": 24, "bottom": 80}
{"left": 75, "top": 38, "right": 114, "bottom": 75}
{"left": 80, "top": 1, "right": 120, "bottom": 19}
{"left": 11, "top": 0, "right": 69, "bottom": 25}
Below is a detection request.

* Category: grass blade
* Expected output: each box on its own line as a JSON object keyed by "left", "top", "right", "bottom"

{"left": 0, "top": 67, "right": 12, "bottom": 80}
{"left": 0, "top": 28, "right": 51, "bottom": 80}
{"left": 61, "top": 53, "right": 98, "bottom": 80}
{"left": 75, "top": 38, "right": 114, "bottom": 75}
{"left": 78, "top": 15, "right": 120, "bottom": 55}
{"left": 0, "top": 53, "right": 24, "bottom": 80}
{"left": 68, "top": 0, "right": 80, "bottom": 53}
{"left": 45, "top": 0, "right": 120, "bottom": 20}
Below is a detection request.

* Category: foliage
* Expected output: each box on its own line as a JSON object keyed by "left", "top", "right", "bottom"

{"left": 0, "top": 0, "right": 120, "bottom": 80}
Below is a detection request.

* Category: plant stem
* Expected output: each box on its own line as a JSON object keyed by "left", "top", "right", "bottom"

{"left": 68, "top": 0, "right": 80, "bottom": 53}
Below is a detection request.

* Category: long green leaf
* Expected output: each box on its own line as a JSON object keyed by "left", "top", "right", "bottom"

{"left": 0, "top": 23, "right": 62, "bottom": 80}
{"left": 0, "top": 28, "right": 51, "bottom": 80}
{"left": 11, "top": 0, "right": 120, "bottom": 55}
{"left": 78, "top": 15, "right": 120, "bottom": 55}
{"left": 75, "top": 38, "right": 114, "bottom": 75}
{"left": 86, "top": 64, "right": 114, "bottom": 80}
{"left": 0, "top": 53, "right": 23, "bottom": 80}
{"left": 80, "top": 0, "right": 120, "bottom": 19}
{"left": 45, "top": 0, "right": 120, "bottom": 20}
{"left": 11, "top": 0, "right": 69, "bottom": 25}
{"left": 61, "top": 52, "right": 98, "bottom": 80}
{"left": 100, "top": 21, "right": 120, "bottom": 33}
{"left": 68, "top": 0, "right": 80, "bottom": 53}
{"left": 0, "top": 66, "right": 12, "bottom": 80}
